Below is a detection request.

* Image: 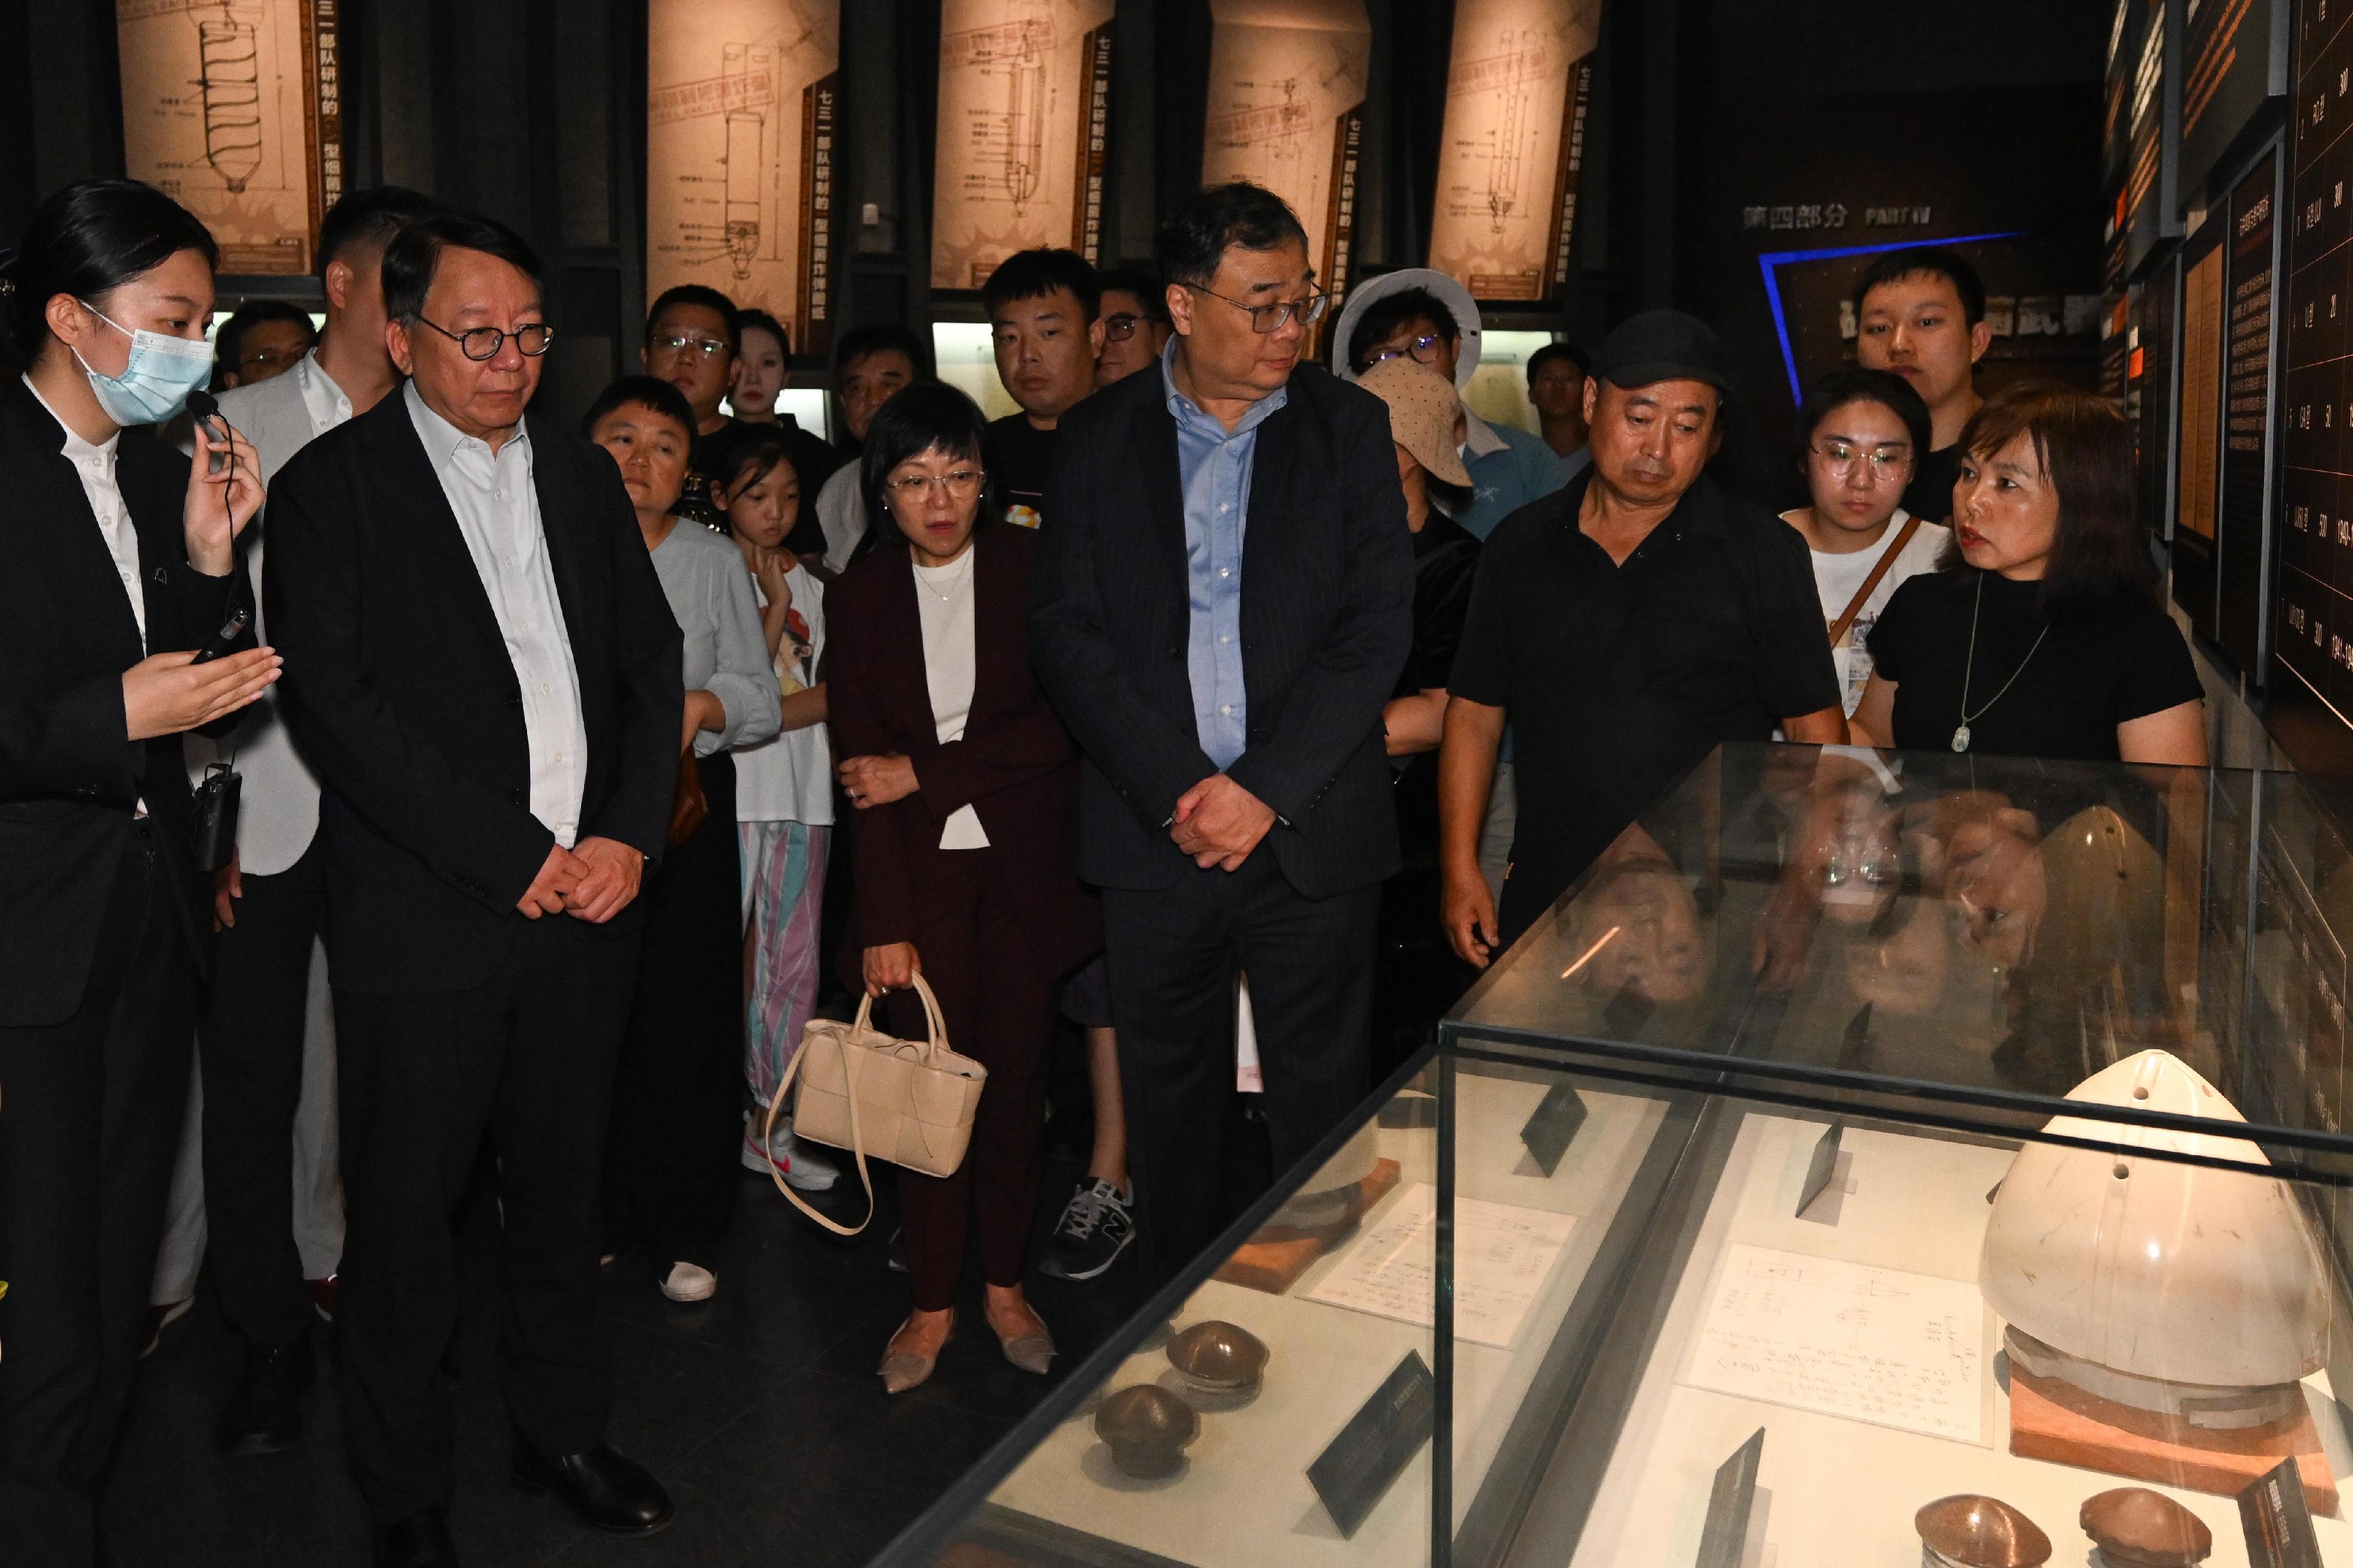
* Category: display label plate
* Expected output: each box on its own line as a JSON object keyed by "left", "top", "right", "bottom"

{"left": 1519, "top": 1080, "right": 1589, "bottom": 1176}
{"left": 2241, "top": 1456, "right": 2323, "bottom": 1568}
{"left": 1305, "top": 1350, "right": 1435, "bottom": 1539}
{"left": 1798, "top": 1117, "right": 1845, "bottom": 1217}
{"left": 1694, "top": 1427, "right": 1764, "bottom": 1568}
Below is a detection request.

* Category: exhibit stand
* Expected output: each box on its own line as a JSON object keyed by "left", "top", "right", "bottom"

{"left": 877, "top": 745, "right": 2353, "bottom": 1568}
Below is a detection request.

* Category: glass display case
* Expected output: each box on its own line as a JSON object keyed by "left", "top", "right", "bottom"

{"left": 880, "top": 745, "right": 2353, "bottom": 1568}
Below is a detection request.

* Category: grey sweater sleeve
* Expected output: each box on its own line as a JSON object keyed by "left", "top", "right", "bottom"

{"left": 694, "top": 535, "right": 784, "bottom": 756}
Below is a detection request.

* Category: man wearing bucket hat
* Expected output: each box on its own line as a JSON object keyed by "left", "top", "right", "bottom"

{"left": 1332, "top": 268, "right": 1579, "bottom": 542}
{"left": 1356, "top": 358, "right": 1483, "bottom": 1067}
{"left": 1437, "top": 309, "right": 1848, "bottom": 963}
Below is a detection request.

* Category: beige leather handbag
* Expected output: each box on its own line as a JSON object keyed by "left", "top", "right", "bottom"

{"left": 761, "top": 973, "right": 987, "bottom": 1235}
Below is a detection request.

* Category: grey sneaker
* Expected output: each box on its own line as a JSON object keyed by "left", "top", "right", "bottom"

{"left": 1040, "top": 1179, "right": 1135, "bottom": 1281}
{"left": 742, "top": 1110, "right": 841, "bottom": 1192}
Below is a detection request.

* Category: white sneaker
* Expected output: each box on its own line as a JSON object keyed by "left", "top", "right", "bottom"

{"left": 661, "top": 1262, "right": 716, "bottom": 1302}
{"left": 741, "top": 1109, "right": 841, "bottom": 1192}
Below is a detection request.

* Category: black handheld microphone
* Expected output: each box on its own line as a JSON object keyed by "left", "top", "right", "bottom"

{"left": 189, "top": 389, "right": 229, "bottom": 476}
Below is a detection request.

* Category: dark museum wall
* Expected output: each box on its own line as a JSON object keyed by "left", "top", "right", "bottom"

{"left": 0, "top": 0, "right": 2113, "bottom": 439}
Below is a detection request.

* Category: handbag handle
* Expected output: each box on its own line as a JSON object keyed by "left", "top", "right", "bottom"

{"left": 761, "top": 971, "right": 949, "bottom": 1236}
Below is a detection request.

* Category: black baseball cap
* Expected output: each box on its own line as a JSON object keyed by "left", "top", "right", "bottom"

{"left": 1588, "top": 308, "right": 1735, "bottom": 400}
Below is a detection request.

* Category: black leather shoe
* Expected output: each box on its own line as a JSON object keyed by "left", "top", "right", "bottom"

{"left": 217, "top": 1335, "right": 315, "bottom": 1456}
{"left": 375, "top": 1508, "right": 459, "bottom": 1567}
{"left": 509, "top": 1441, "right": 674, "bottom": 1534}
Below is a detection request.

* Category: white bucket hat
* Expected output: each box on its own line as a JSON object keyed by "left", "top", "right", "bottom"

{"left": 1331, "top": 268, "right": 1483, "bottom": 390}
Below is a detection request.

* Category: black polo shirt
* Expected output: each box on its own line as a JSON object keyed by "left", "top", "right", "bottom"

{"left": 1449, "top": 466, "right": 1841, "bottom": 936}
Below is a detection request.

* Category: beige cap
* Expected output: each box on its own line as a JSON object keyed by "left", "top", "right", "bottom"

{"left": 1358, "top": 356, "right": 1471, "bottom": 487}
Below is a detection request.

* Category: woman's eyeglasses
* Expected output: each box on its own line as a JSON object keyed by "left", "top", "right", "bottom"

{"left": 1365, "top": 333, "right": 1446, "bottom": 370}
{"left": 1810, "top": 439, "right": 1910, "bottom": 482}
{"left": 885, "top": 468, "right": 986, "bottom": 502}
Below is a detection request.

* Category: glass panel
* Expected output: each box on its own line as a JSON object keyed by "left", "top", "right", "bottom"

{"left": 1448, "top": 744, "right": 2353, "bottom": 1182}
{"left": 924, "top": 1075, "right": 1438, "bottom": 1566}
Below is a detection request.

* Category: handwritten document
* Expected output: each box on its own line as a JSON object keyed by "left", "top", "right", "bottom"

{"left": 1682, "top": 1243, "right": 1985, "bottom": 1443}
{"left": 1306, "top": 1183, "right": 1576, "bottom": 1349}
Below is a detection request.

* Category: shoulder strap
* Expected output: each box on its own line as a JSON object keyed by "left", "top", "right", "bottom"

{"left": 1827, "top": 513, "right": 1923, "bottom": 648}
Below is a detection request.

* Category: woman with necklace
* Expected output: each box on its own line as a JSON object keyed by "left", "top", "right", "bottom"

{"left": 825, "top": 382, "right": 1098, "bottom": 1393}
{"left": 1849, "top": 381, "right": 2205, "bottom": 765}
{"left": 585, "top": 376, "right": 781, "bottom": 1306}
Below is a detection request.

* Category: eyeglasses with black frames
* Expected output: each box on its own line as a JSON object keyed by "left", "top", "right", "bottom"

{"left": 412, "top": 316, "right": 556, "bottom": 362}
{"left": 1365, "top": 333, "right": 1446, "bottom": 370}
{"left": 1181, "top": 284, "right": 1330, "bottom": 335}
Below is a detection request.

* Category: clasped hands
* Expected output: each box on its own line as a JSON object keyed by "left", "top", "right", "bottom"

{"left": 1172, "top": 773, "right": 1274, "bottom": 871}
{"left": 515, "top": 837, "right": 643, "bottom": 923}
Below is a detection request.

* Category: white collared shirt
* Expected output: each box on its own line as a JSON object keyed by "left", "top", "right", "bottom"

{"left": 24, "top": 373, "right": 144, "bottom": 649}
{"left": 404, "top": 382, "right": 589, "bottom": 847}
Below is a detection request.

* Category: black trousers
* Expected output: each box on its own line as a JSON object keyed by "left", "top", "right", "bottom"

{"left": 334, "top": 913, "right": 639, "bottom": 1523}
{"left": 198, "top": 837, "right": 328, "bottom": 1350}
{"left": 0, "top": 827, "right": 200, "bottom": 1567}
{"left": 605, "top": 754, "right": 741, "bottom": 1270}
{"left": 1102, "top": 853, "right": 1378, "bottom": 1290}
{"left": 878, "top": 848, "right": 1059, "bottom": 1313}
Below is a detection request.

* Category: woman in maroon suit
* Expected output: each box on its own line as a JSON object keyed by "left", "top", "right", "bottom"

{"left": 826, "top": 382, "right": 1099, "bottom": 1393}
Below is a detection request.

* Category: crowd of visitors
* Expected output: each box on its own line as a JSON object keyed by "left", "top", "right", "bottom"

{"left": 0, "top": 170, "right": 2210, "bottom": 1568}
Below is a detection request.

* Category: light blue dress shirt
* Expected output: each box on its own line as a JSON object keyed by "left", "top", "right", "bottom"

{"left": 1162, "top": 342, "right": 1288, "bottom": 770}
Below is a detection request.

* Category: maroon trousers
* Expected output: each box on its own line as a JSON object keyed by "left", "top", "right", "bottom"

{"left": 879, "top": 846, "right": 1056, "bottom": 1313}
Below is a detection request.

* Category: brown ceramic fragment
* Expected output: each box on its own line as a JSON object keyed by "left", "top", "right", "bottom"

{"left": 1165, "top": 1321, "right": 1269, "bottom": 1390}
{"left": 1915, "top": 1494, "right": 2053, "bottom": 1567}
{"left": 1094, "top": 1384, "right": 1199, "bottom": 1479}
{"left": 2079, "top": 1488, "right": 2212, "bottom": 1567}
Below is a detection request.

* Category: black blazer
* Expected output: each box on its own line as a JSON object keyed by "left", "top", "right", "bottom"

{"left": 263, "top": 389, "right": 683, "bottom": 993}
{"left": 828, "top": 525, "right": 1099, "bottom": 985}
{"left": 1028, "top": 361, "right": 1413, "bottom": 898}
{"left": 0, "top": 379, "right": 248, "bottom": 1026}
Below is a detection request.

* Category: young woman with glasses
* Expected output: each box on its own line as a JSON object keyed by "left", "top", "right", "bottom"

{"left": 824, "top": 382, "right": 1098, "bottom": 1394}
{"left": 1779, "top": 368, "right": 1951, "bottom": 718}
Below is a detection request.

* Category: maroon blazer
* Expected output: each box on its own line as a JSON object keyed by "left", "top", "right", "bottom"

{"left": 826, "top": 523, "right": 1100, "bottom": 987}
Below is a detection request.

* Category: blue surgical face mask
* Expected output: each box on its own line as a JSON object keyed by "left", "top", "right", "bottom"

{"left": 73, "top": 302, "right": 215, "bottom": 426}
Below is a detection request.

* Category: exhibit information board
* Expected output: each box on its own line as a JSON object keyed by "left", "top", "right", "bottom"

{"left": 116, "top": 0, "right": 345, "bottom": 276}
{"left": 2221, "top": 145, "right": 2282, "bottom": 672}
{"left": 2275, "top": 0, "right": 2353, "bottom": 725}
{"left": 2183, "top": 0, "right": 2289, "bottom": 198}
{"left": 1422, "top": 0, "right": 1600, "bottom": 303}
{"left": 1201, "top": 0, "right": 1371, "bottom": 315}
{"left": 2126, "top": 0, "right": 2178, "bottom": 275}
{"left": 645, "top": 0, "right": 838, "bottom": 348}
{"left": 929, "top": 0, "right": 1116, "bottom": 291}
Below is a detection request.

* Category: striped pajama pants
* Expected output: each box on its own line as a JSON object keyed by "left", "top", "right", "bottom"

{"left": 738, "top": 820, "right": 831, "bottom": 1107}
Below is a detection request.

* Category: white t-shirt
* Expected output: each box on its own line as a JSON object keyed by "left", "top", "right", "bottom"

{"left": 914, "top": 551, "right": 989, "bottom": 849}
{"left": 734, "top": 562, "right": 835, "bottom": 825}
{"left": 1788, "top": 510, "right": 1951, "bottom": 715}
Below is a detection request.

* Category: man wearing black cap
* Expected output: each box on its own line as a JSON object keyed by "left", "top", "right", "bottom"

{"left": 1437, "top": 309, "right": 1847, "bottom": 960}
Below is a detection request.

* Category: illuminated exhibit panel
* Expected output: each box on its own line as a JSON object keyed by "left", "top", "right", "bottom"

{"left": 646, "top": 0, "right": 838, "bottom": 349}
{"left": 1424, "top": 0, "right": 1601, "bottom": 303}
{"left": 116, "top": 0, "right": 345, "bottom": 275}
{"left": 1200, "top": 0, "right": 1372, "bottom": 319}
{"left": 929, "top": 0, "right": 1116, "bottom": 291}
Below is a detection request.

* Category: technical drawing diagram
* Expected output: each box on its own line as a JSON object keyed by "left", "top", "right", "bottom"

{"left": 196, "top": 6, "right": 264, "bottom": 192}
{"left": 116, "top": 0, "right": 325, "bottom": 274}
{"left": 1199, "top": 0, "right": 1371, "bottom": 292}
{"left": 646, "top": 0, "right": 838, "bottom": 336}
{"left": 929, "top": 0, "right": 1112, "bottom": 291}
{"left": 1427, "top": 0, "right": 1602, "bottom": 301}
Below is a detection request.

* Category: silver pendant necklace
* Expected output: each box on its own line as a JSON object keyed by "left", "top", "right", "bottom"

{"left": 1952, "top": 572, "right": 2049, "bottom": 752}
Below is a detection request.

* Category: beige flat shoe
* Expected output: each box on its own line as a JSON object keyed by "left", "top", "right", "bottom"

{"left": 989, "top": 1309, "right": 1056, "bottom": 1376}
{"left": 879, "top": 1314, "right": 952, "bottom": 1394}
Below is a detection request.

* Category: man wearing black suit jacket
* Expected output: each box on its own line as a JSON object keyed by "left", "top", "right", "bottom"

{"left": 1030, "top": 183, "right": 1413, "bottom": 1287}
{"left": 264, "top": 213, "right": 681, "bottom": 1567}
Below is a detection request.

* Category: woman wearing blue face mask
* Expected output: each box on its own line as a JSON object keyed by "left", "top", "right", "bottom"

{"left": 0, "top": 178, "right": 275, "bottom": 1566}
